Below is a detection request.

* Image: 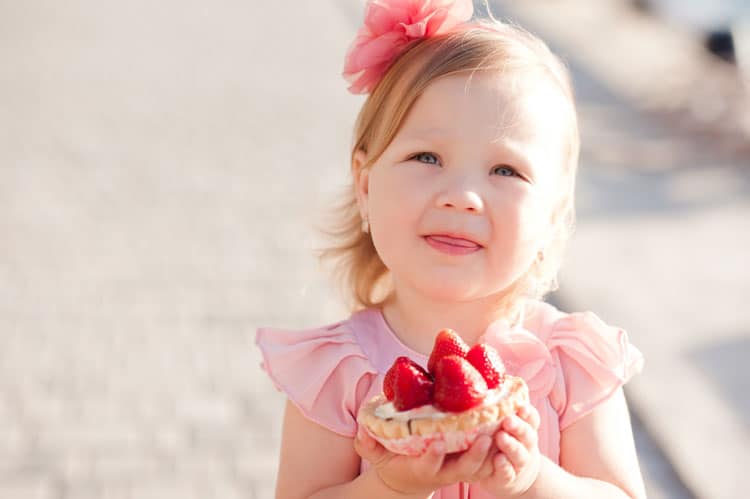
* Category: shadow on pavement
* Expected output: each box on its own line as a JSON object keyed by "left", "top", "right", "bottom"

{"left": 689, "top": 336, "right": 750, "bottom": 428}
{"left": 569, "top": 58, "right": 750, "bottom": 220}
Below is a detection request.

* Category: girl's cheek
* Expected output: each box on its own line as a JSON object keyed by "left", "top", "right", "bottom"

{"left": 511, "top": 195, "right": 551, "bottom": 235}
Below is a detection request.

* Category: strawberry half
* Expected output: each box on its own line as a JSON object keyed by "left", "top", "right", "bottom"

{"left": 466, "top": 343, "right": 506, "bottom": 389}
{"left": 433, "top": 355, "right": 488, "bottom": 412}
{"left": 427, "top": 328, "right": 469, "bottom": 374}
{"left": 388, "top": 357, "right": 434, "bottom": 411}
{"left": 383, "top": 356, "right": 428, "bottom": 401}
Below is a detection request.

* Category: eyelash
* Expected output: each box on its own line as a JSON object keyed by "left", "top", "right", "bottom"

{"left": 491, "top": 165, "right": 521, "bottom": 178}
{"left": 411, "top": 152, "right": 441, "bottom": 165}
{"left": 409, "top": 152, "right": 523, "bottom": 179}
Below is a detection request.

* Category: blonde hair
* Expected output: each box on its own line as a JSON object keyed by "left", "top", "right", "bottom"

{"left": 319, "top": 19, "right": 580, "bottom": 316}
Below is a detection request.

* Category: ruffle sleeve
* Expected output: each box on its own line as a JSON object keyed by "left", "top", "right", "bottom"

{"left": 255, "top": 321, "right": 378, "bottom": 437}
{"left": 546, "top": 312, "right": 644, "bottom": 430}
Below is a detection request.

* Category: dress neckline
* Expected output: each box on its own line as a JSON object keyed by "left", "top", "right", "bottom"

{"left": 369, "top": 303, "right": 529, "bottom": 359}
{"left": 371, "top": 307, "right": 430, "bottom": 362}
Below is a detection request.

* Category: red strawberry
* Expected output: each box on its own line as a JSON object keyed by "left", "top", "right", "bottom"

{"left": 388, "top": 358, "right": 434, "bottom": 411}
{"left": 466, "top": 343, "right": 506, "bottom": 389}
{"left": 427, "top": 329, "right": 469, "bottom": 374}
{"left": 383, "top": 356, "right": 429, "bottom": 401}
{"left": 433, "top": 355, "right": 488, "bottom": 412}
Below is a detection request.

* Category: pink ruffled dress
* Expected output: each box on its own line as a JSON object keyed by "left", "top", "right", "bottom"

{"left": 256, "top": 300, "right": 643, "bottom": 499}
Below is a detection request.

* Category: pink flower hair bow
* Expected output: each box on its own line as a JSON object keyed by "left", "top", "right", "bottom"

{"left": 343, "top": 0, "right": 474, "bottom": 95}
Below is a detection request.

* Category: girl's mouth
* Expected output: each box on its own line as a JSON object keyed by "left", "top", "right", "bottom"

{"left": 423, "top": 235, "right": 482, "bottom": 255}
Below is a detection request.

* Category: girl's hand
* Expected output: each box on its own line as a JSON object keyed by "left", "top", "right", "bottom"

{"left": 354, "top": 426, "right": 495, "bottom": 497}
{"left": 479, "top": 404, "right": 542, "bottom": 498}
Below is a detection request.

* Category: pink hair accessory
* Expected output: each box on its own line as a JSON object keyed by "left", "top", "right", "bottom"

{"left": 342, "top": 0, "right": 474, "bottom": 95}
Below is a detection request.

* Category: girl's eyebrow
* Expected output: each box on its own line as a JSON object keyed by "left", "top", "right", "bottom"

{"left": 489, "top": 138, "right": 533, "bottom": 166}
{"left": 492, "top": 141, "right": 537, "bottom": 181}
{"left": 397, "top": 127, "right": 451, "bottom": 140}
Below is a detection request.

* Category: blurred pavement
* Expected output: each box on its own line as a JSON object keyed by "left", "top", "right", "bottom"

{"left": 0, "top": 1, "right": 747, "bottom": 498}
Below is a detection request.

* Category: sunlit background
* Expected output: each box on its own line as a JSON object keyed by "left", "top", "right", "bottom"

{"left": 1, "top": 1, "right": 747, "bottom": 498}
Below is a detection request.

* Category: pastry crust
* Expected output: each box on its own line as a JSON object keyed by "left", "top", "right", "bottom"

{"left": 357, "top": 375, "right": 529, "bottom": 455}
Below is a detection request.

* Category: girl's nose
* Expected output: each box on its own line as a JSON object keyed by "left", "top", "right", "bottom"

{"left": 435, "top": 188, "right": 484, "bottom": 214}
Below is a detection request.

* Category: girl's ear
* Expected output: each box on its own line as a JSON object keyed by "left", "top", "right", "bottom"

{"left": 352, "top": 149, "right": 370, "bottom": 219}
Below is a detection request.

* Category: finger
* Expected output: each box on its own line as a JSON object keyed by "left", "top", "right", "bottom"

{"left": 441, "top": 435, "right": 492, "bottom": 481}
{"left": 354, "top": 426, "right": 389, "bottom": 465}
{"left": 502, "top": 415, "right": 538, "bottom": 450}
{"left": 517, "top": 404, "right": 541, "bottom": 431}
{"left": 472, "top": 442, "right": 499, "bottom": 481}
{"left": 493, "top": 452, "right": 517, "bottom": 482}
{"left": 411, "top": 440, "right": 446, "bottom": 478}
{"left": 495, "top": 430, "right": 528, "bottom": 473}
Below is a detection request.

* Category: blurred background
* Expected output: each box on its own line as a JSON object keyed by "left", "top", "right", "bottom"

{"left": 1, "top": 0, "right": 748, "bottom": 498}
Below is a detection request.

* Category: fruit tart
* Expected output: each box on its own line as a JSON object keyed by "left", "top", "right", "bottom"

{"left": 357, "top": 329, "right": 529, "bottom": 456}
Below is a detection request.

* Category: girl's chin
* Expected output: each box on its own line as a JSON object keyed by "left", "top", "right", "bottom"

{"left": 412, "top": 280, "right": 508, "bottom": 304}
{"left": 392, "top": 266, "right": 520, "bottom": 303}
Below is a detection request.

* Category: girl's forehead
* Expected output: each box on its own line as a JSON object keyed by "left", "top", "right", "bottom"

{"left": 404, "top": 73, "right": 571, "bottom": 138}
{"left": 397, "top": 73, "right": 574, "bottom": 164}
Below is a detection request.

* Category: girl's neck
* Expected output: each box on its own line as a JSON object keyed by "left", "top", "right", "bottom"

{"left": 380, "top": 286, "right": 523, "bottom": 356}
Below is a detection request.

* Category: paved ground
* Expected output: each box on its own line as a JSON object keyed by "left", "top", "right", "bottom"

{"left": 1, "top": 1, "right": 746, "bottom": 498}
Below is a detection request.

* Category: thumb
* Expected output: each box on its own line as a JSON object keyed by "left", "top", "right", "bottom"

{"left": 354, "top": 426, "right": 389, "bottom": 465}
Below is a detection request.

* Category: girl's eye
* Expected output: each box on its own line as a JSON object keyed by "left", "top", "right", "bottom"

{"left": 411, "top": 152, "right": 440, "bottom": 165}
{"left": 492, "top": 165, "right": 520, "bottom": 178}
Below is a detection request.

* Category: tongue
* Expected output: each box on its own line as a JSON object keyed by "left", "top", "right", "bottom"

{"left": 429, "top": 235, "right": 479, "bottom": 248}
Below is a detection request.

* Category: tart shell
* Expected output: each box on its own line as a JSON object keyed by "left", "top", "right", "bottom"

{"left": 357, "top": 375, "right": 529, "bottom": 456}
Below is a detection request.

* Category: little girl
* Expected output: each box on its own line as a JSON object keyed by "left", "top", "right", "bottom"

{"left": 257, "top": 1, "right": 646, "bottom": 497}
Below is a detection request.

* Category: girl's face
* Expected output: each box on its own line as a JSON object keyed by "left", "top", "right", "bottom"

{"left": 355, "top": 72, "right": 572, "bottom": 304}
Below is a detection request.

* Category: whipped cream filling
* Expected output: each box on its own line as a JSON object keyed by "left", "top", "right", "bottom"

{"left": 375, "top": 382, "right": 510, "bottom": 421}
